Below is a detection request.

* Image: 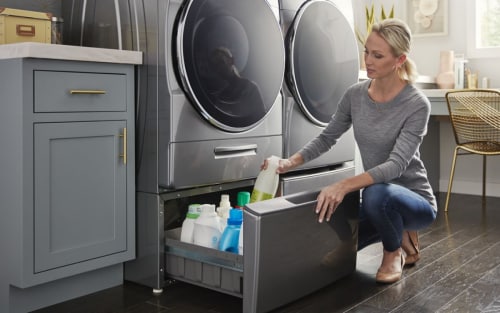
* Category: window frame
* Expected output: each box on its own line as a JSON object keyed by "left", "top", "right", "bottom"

{"left": 466, "top": 0, "right": 500, "bottom": 59}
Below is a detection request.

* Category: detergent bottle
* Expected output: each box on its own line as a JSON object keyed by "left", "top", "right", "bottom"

{"left": 250, "top": 155, "right": 280, "bottom": 203}
{"left": 193, "top": 204, "right": 222, "bottom": 249}
{"left": 179, "top": 204, "right": 201, "bottom": 243}
{"left": 218, "top": 208, "right": 243, "bottom": 253}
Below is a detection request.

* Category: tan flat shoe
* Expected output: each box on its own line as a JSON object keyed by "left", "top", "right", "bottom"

{"left": 402, "top": 230, "right": 420, "bottom": 265}
{"left": 376, "top": 252, "right": 405, "bottom": 284}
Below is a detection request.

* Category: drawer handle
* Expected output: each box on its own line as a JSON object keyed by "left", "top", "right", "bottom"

{"left": 70, "top": 90, "right": 107, "bottom": 95}
{"left": 119, "top": 128, "right": 127, "bottom": 165}
{"left": 16, "top": 25, "right": 35, "bottom": 37}
{"left": 214, "top": 144, "right": 257, "bottom": 159}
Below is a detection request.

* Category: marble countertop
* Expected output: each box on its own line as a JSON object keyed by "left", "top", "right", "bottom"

{"left": 0, "top": 42, "right": 142, "bottom": 65}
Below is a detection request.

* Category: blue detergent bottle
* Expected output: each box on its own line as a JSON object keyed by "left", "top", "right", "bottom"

{"left": 218, "top": 208, "right": 243, "bottom": 253}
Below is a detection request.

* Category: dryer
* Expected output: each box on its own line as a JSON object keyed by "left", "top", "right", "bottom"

{"left": 63, "top": 0, "right": 285, "bottom": 193}
{"left": 279, "top": 0, "right": 359, "bottom": 171}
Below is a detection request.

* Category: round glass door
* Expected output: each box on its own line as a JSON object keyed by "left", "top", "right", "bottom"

{"left": 176, "top": 0, "right": 285, "bottom": 132}
{"left": 287, "top": 0, "right": 359, "bottom": 126}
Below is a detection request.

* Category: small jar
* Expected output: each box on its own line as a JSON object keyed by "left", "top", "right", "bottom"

{"left": 482, "top": 77, "right": 490, "bottom": 89}
{"left": 51, "top": 16, "right": 64, "bottom": 44}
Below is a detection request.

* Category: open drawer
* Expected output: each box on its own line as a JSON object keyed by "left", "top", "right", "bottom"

{"left": 165, "top": 228, "right": 243, "bottom": 297}
{"left": 165, "top": 187, "right": 359, "bottom": 313}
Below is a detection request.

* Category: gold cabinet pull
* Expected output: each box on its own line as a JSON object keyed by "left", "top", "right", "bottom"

{"left": 70, "top": 90, "right": 107, "bottom": 95}
{"left": 119, "top": 128, "right": 127, "bottom": 165}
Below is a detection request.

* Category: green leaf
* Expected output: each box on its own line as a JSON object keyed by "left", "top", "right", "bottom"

{"left": 389, "top": 6, "right": 395, "bottom": 18}
{"left": 364, "top": 4, "right": 373, "bottom": 31}
{"left": 356, "top": 3, "right": 396, "bottom": 46}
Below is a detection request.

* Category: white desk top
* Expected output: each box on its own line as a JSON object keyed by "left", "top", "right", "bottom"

{"left": 0, "top": 42, "right": 142, "bottom": 65}
{"left": 421, "top": 89, "right": 447, "bottom": 98}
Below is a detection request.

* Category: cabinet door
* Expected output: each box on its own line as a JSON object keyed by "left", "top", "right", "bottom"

{"left": 34, "top": 121, "right": 128, "bottom": 273}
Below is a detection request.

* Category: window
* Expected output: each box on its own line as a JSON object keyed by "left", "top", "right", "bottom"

{"left": 467, "top": 0, "right": 500, "bottom": 58}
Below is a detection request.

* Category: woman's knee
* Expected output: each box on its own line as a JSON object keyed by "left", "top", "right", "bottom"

{"left": 361, "top": 184, "right": 389, "bottom": 217}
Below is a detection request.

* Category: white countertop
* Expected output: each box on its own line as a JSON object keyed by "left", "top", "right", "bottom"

{"left": 0, "top": 42, "right": 142, "bottom": 65}
{"left": 421, "top": 88, "right": 499, "bottom": 98}
{"left": 359, "top": 70, "right": 465, "bottom": 99}
{"left": 421, "top": 89, "right": 449, "bottom": 98}
{"left": 359, "top": 69, "right": 436, "bottom": 85}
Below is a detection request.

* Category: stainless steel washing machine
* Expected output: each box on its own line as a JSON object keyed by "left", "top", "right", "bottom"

{"left": 280, "top": 0, "right": 359, "bottom": 171}
{"left": 63, "top": 0, "right": 285, "bottom": 193}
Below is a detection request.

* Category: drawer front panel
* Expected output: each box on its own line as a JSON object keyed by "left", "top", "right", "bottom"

{"left": 34, "top": 70, "right": 127, "bottom": 112}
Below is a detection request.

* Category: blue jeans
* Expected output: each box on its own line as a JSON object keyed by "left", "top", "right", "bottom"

{"left": 357, "top": 183, "right": 437, "bottom": 252}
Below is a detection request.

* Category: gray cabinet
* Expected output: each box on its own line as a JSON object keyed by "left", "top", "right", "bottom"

{"left": 0, "top": 58, "right": 135, "bottom": 288}
{"left": 34, "top": 121, "right": 129, "bottom": 273}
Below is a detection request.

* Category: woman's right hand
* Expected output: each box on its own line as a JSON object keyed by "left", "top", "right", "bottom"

{"left": 260, "top": 154, "right": 303, "bottom": 174}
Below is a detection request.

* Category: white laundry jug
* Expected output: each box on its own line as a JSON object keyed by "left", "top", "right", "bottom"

{"left": 180, "top": 204, "right": 201, "bottom": 243}
{"left": 250, "top": 155, "right": 280, "bottom": 203}
{"left": 193, "top": 204, "right": 222, "bottom": 249}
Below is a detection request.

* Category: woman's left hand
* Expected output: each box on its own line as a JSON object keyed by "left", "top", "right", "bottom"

{"left": 315, "top": 182, "right": 347, "bottom": 223}
{"left": 315, "top": 172, "right": 373, "bottom": 223}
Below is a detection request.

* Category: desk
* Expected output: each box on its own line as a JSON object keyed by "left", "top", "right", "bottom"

{"left": 420, "top": 89, "right": 463, "bottom": 193}
{"left": 424, "top": 89, "right": 449, "bottom": 115}
{"left": 423, "top": 88, "right": 500, "bottom": 115}
{"left": 420, "top": 90, "right": 450, "bottom": 193}
{"left": 421, "top": 89, "right": 500, "bottom": 198}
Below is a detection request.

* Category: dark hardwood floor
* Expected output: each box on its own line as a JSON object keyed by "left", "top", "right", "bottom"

{"left": 34, "top": 192, "right": 500, "bottom": 313}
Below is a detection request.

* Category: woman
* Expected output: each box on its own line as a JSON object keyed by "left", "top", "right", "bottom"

{"left": 264, "top": 18, "right": 437, "bottom": 283}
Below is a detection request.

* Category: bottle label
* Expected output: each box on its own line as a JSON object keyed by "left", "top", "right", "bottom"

{"left": 250, "top": 189, "right": 274, "bottom": 203}
{"left": 186, "top": 212, "right": 199, "bottom": 219}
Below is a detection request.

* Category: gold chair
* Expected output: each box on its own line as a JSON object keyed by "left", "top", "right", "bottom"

{"left": 444, "top": 89, "right": 500, "bottom": 212}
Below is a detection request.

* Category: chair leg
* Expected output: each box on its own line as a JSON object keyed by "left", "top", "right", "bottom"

{"left": 482, "top": 155, "right": 487, "bottom": 205}
{"left": 445, "top": 147, "right": 459, "bottom": 212}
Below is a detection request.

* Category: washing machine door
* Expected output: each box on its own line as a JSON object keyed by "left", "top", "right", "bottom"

{"left": 286, "top": 0, "right": 359, "bottom": 126}
{"left": 176, "top": 0, "right": 285, "bottom": 132}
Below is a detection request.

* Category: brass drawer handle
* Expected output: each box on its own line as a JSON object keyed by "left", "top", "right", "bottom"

{"left": 70, "top": 90, "right": 107, "bottom": 95}
{"left": 16, "top": 25, "right": 35, "bottom": 37}
{"left": 119, "top": 128, "right": 127, "bottom": 165}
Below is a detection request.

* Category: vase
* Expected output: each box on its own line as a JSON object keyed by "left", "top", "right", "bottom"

{"left": 436, "top": 50, "right": 455, "bottom": 89}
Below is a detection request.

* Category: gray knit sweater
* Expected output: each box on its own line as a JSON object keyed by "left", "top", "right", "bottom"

{"left": 298, "top": 80, "right": 437, "bottom": 211}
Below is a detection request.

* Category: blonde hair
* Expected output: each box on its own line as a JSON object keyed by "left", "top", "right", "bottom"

{"left": 371, "top": 18, "right": 418, "bottom": 84}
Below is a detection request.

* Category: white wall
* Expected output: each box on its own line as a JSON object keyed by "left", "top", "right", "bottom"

{"left": 0, "top": 0, "right": 61, "bottom": 16}
{"left": 352, "top": 0, "right": 500, "bottom": 86}
{"left": 353, "top": 0, "right": 500, "bottom": 197}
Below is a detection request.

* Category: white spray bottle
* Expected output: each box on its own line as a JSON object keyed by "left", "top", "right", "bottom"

{"left": 250, "top": 155, "right": 280, "bottom": 203}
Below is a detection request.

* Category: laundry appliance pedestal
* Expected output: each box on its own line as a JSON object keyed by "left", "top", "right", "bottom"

{"left": 126, "top": 164, "right": 359, "bottom": 313}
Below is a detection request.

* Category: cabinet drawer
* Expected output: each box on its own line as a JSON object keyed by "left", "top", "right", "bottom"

{"left": 34, "top": 70, "right": 127, "bottom": 112}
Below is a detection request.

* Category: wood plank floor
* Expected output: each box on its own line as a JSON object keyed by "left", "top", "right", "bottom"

{"left": 34, "top": 193, "right": 500, "bottom": 313}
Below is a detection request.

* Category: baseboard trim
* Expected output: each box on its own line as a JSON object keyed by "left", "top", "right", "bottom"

{"left": 439, "top": 179, "right": 500, "bottom": 197}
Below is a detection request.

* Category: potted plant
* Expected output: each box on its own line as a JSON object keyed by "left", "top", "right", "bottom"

{"left": 356, "top": 4, "right": 394, "bottom": 69}
{"left": 355, "top": 4, "right": 395, "bottom": 46}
